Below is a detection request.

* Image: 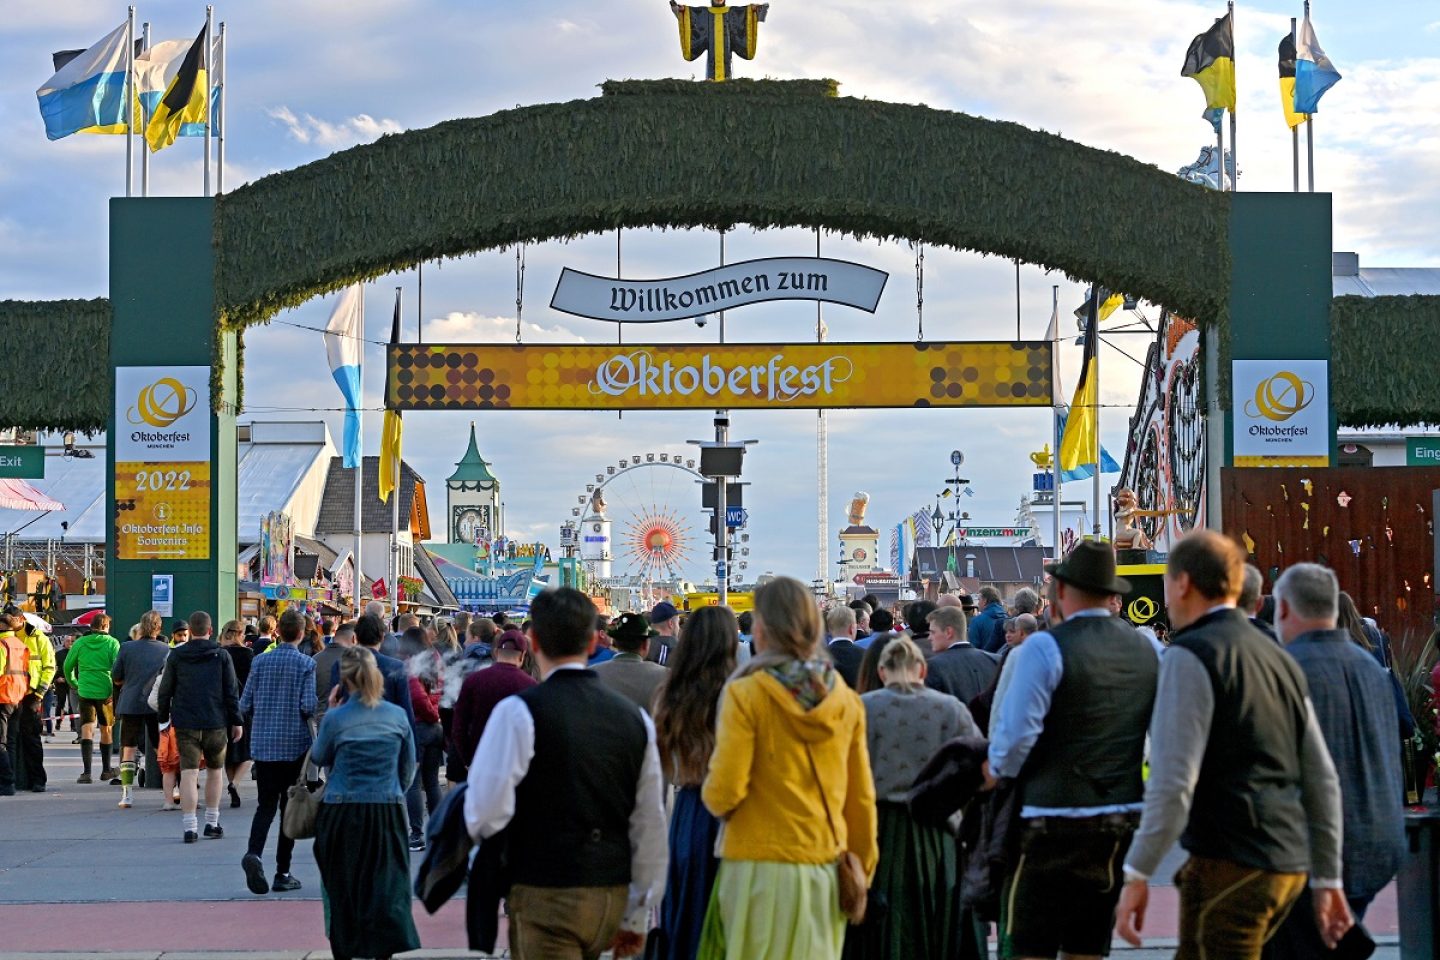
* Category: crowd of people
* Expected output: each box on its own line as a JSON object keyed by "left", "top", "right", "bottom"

{"left": 0, "top": 527, "right": 1427, "bottom": 960}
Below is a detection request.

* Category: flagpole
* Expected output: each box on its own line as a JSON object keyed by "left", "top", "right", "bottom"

{"left": 1215, "top": 110, "right": 1225, "bottom": 192}
{"left": 141, "top": 21, "right": 150, "bottom": 197}
{"left": 125, "top": 7, "right": 135, "bottom": 198}
{"left": 1290, "top": 17, "right": 1299, "bottom": 193}
{"left": 203, "top": 5, "right": 213, "bottom": 197}
{"left": 1227, "top": 2, "right": 1237, "bottom": 192}
{"left": 1304, "top": 2, "right": 1315, "bottom": 192}
{"left": 391, "top": 287, "right": 402, "bottom": 618}
{"left": 217, "top": 21, "right": 226, "bottom": 195}
{"left": 1050, "top": 285, "right": 1062, "bottom": 558}
{"left": 353, "top": 283, "right": 365, "bottom": 612}
{"left": 1091, "top": 291, "right": 1102, "bottom": 538}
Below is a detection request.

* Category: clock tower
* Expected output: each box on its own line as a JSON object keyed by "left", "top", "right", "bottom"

{"left": 447, "top": 422, "right": 504, "bottom": 545}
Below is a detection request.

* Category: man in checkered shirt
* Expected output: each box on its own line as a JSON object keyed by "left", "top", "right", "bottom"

{"left": 238, "top": 609, "right": 316, "bottom": 896}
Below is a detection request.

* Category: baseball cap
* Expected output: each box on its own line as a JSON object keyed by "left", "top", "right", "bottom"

{"left": 650, "top": 601, "right": 679, "bottom": 624}
{"left": 172, "top": 620, "right": 190, "bottom": 633}
{"left": 495, "top": 629, "right": 529, "bottom": 653}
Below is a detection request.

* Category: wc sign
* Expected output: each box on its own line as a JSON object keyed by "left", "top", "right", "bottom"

{"left": 1406, "top": 438, "right": 1440, "bottom": 466}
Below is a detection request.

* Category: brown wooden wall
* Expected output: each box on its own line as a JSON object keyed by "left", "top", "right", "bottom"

{"left": 1221, "top": 467, "right": 1440, "bottom": 647}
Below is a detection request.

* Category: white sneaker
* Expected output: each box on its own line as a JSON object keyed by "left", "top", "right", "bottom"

{"left": 118, "top": 796, "right": 132, "bottom": 809}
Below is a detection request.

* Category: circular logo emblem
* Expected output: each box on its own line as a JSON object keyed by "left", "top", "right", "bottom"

{"left": 1126, "top": 596, "right": 1159, "bottom": 624}
{"left": 128, "top": 377, "right": 197, "bottom": 428}
{"left": 853, "top": 548, "right": 868, "bottom": 561}
{"left": 1245, "top": 372, "right": 1313, "bottom": 422}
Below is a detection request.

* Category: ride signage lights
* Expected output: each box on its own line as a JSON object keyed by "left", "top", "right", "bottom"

{"left": 550, "top": 257, "right": 888, "bottom": 323}
{"left": 388, "top": 342, "right": 1053, "bottom": 412}
{"left": 1232, "top": 359, "right": 1329, "bottom": 467}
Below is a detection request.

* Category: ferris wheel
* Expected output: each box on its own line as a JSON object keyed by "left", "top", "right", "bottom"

{"left": 568, "top": 452, "right": 705, "bottom": 581}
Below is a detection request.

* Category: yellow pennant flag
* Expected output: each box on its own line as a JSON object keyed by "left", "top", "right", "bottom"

{"left": 379, "top": 409, "right": 403, "bottom": 503}
{"left": 1059, "top": 299, "right": 1100, "bottom": 473}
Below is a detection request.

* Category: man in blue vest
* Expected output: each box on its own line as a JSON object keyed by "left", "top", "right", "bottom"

{"left": 986, "top": 541, "right": 1159, "bottom": 960}
{"left": 464, "top": 587, "right": 667, "bottom": 959}
{"left": 1116, "top": 532, "right": 1350, "bottom": 956}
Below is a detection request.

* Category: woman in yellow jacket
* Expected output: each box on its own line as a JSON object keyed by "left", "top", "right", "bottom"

{"left": 698, "top": 576, "right": 878, "bottom": 960}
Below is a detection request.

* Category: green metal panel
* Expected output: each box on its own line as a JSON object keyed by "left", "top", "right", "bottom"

{"left": 108, "top": 198, "right": 236, "bottom": 631}
{"left": 1225, "top": 193, "right": 1335, "bottom": 466}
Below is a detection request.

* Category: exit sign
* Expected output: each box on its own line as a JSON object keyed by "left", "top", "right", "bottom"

{"left": 0, "top": 446, "right": 44, "bottom": 479}
{"left": 1407, "top": 438, "right": 1440, "bottom": 466}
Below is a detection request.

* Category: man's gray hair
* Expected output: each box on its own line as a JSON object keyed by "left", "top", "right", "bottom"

{"left": 1013, "top": 613, "right": 1039, "bottom": 635}
{"left": 1274, "top": 563, "right": 1339, "bottom": 622}
{"left": 1010, "top": 587, "right": 1040, "bottom": 615}
{"left": 1238, "top": 564, "right": 1265, "bottom": 612}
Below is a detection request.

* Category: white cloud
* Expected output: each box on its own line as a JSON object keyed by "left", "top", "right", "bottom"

{"left": 266, "top": 106, "right": 404, "bottom": 147}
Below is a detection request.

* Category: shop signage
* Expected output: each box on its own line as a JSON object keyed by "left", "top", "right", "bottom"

{"left": 114, "top": 366, "right": 212, "bottom": 561}
{"left": 956, "top": 527, "right": 1024, "bottom": 538}
{"left": 1407, "top": 438, "right": 1440, "bottom": 466}
{"left": 388, "top": 341, "right": 1053, "bottom": 412}
{"left": 551, "top": 257, "right": 888, "bottom": 323}
{"left": 1232, "top": 359, "right": 1329, "bottom": 468}
{"left": 0, "top": 446, "right": 44, "bottom": 479}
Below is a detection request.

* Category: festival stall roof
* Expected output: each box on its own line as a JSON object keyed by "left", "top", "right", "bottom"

{"left": 236, "top": 421, "right": 336, "bottom": 542}
{"left": 314, "top": 457, "right": 426, "bottom": 535}
{"left": 0, "top": 443, "right": 106, "bottom": 542}
{"left": 1331, "top": 254, "right": 1440, "bottom": 297}
{"left": 413, "top": 544, "right": 460, "bottom": 612}
{"left": 908, "top": 545, "right": 1048, "bottom": 589}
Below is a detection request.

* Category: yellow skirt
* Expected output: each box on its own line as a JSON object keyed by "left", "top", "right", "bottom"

{"left": 697, "top": 859, "right": 846, "bottom": 960}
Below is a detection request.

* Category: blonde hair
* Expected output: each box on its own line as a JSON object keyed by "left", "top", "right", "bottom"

{"left": 128, "top": 623, "right": 142, "bottom": 641}
{"left": 139, "top": 611, "right": 164, "bottom": 638}
{"left": 340, "top": 646, "right": 384, "bottom": 706}
{"left": 754, "top": 576, "right": 822, "bottom": 660}
{"left": 878, "top": 635, "right": 927, "bottom": 679}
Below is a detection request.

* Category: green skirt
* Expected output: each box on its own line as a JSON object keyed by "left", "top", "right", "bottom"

{"left": 842, "top": 801, "right": 958, "bottom": 960}
{"left": 697, "top": 859, "right": 846, "bottom": 960}
{"left": 313, "top": 801, "right": 420, "bottom": 960}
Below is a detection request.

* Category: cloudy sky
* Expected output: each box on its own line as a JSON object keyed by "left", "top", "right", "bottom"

{"left": 3, "top": 1, "right": 1436, "bottom": 585}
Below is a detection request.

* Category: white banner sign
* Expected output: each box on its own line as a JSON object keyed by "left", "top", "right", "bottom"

{"left": 114, "top": 366, "right": 212, "bottom": 462}
{"left": 550, "top": 256, "right": 888, "bottom": 323}
{"left": 1232, "top": 359, "right": 1329, "bottom": 467}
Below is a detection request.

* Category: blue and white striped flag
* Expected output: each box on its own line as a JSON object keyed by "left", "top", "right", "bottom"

{"left": 324, "top": 284, "right": 364, "bottom": 467}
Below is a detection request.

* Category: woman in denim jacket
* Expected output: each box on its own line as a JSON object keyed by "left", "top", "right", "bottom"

{"left": 311, "top": 647, "right": 418, "bottom": 960}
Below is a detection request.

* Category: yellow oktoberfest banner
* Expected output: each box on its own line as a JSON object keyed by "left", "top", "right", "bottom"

{"left": 387, "top": 342, "right": 1053, "bottom": 412}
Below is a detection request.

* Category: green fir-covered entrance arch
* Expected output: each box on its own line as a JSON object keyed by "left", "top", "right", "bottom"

{"left": 213, "top": 79, "right": 1229, "bottom": 332}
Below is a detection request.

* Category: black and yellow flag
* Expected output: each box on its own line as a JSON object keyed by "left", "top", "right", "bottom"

{"left": 1059, "top": 290, "right": 1100, "bottom": 473}
{"left": 1277, "top": 33, "right": 1310, "bottom": 129}
{"left": 1182, "top": 12, "right": 1236, "bottom": 130}
{"left": 379, "top": 288, "right": 405, "bottom": 505}
{"left": 144, "top": 25, "right": 207, "bottom": 153}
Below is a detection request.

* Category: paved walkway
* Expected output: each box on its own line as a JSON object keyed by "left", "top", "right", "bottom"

{"left": 0, "top": 740, "right": 1400, "bottom": 957}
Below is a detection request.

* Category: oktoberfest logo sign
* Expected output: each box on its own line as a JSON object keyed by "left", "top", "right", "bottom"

{"left": 387, "top": 342, "right": 1053, "bottom": 412}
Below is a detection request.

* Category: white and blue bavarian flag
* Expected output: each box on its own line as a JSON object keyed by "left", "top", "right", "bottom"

{"left": 36, "top": 22, "right": 133, "bottom": 140}
{"left": 324, "top": 284, "right": 365, "bottom": 467}
{"left": 1293, "top": 12, "right": 1341, "bottom": 114}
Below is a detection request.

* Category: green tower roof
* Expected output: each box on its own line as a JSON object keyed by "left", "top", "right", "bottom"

{"left": 447, "top": 422, "right": 497, "bottom": 484}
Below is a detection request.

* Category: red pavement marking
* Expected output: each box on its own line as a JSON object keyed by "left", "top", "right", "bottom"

{"left": 0, "top": 882, "right": 1396, "bottom": 953}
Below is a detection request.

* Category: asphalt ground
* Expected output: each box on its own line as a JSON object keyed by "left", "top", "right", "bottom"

{"left": 0, "top": 738, "right": 1400, "bottom": 958}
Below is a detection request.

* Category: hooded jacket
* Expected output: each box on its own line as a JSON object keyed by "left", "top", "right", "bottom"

{"left": 702, "top": 662, "right": 878, "bottom": 875}
{"left": 64, "top": 631, "right": 119, "bottom": 701}
{"left": 155, "top": 635, "right": 242, "bottom": 730}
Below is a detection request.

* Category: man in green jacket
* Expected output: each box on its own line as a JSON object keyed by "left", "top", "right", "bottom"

{"left": 64, "top": 615, "right": 120, "bottom": 784}
{"left": 14, "top": 618, "right": 56, "bottom": 791}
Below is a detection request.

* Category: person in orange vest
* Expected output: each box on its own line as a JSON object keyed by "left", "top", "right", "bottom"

{"left": 0, "top": 604, "right": 33, "bottom": 797}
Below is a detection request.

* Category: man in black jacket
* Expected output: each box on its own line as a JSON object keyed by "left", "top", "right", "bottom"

{"left": 156, "top": 611, "right": 242, "bottom": 844}
{"left": 924, "top": 605, "right": 998, "bottom": 705}
{"left": 824, "top": 605, "right": 865, "bottom": 690}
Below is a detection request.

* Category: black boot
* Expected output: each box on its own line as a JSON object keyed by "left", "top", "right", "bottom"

{"left": 78, "top": 740, "right": 93, "bottom": 783}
